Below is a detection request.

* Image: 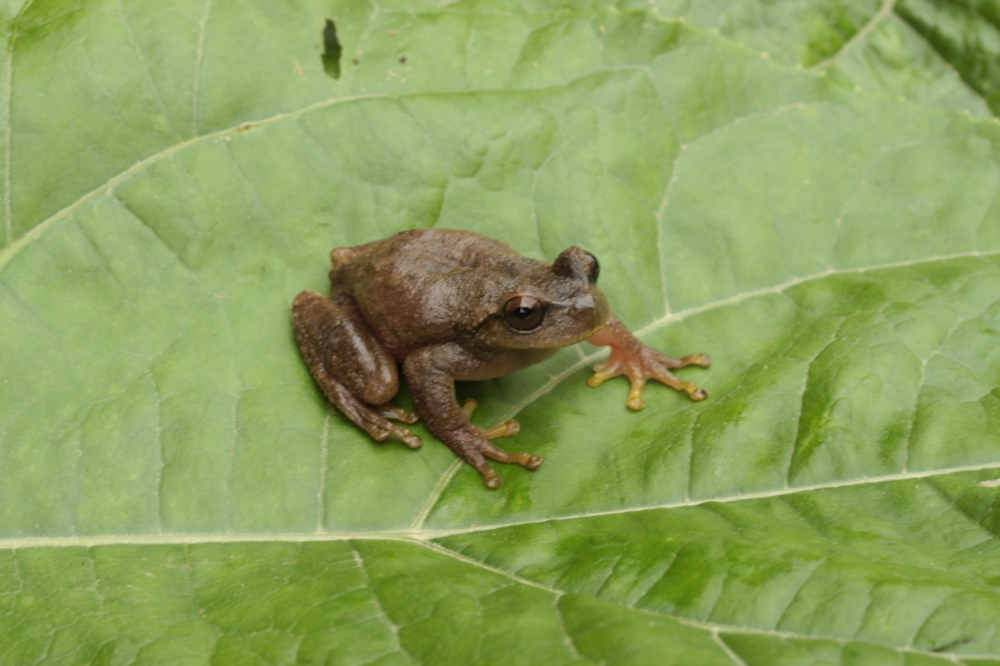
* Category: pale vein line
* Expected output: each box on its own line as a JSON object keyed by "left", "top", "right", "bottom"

{"left": 2, "top": 23, "right": 11, "bottom": 247}
{"left": 316, "top": 413, "right": 331, "bottom": 532}
{"left": 119, "top": 3, "right": 173, "bottom": 133}
{"left": 892, "top": 12, "right": 987, "bottom": 113}
{"left": 0, "top": 92, "right": 376, "bottom": 274}
{"left": 409, "top": 459, "right": 462, "bottom": 531}
{"left": 712, "top": 631, "right": 750, "bottom": 666}
{"left": 812, "top": 0, "right": 897, "bottom": 70}
{"left": 2, "top": 0, "right": 37, "bottom": 247}
{"left": 554, "top": 598, "right": 584, "bottom": 661}
{"left": 784, "top": 321, "right": 843, "bottom": 489}
{"left": 0, "top": 532, "right": 381, "bottom": 549}
{"left": 637, "top": 250, "right": 995, "bottom": 342}
{"left": 0, "top": 75, "right": 658, "bottom": 276}
{"left": 191, "top": 0, "right": 213, "bottom": 136}
{"left": 684, "top": 617, "right": 987, "bottom": 662}
{"left": 422, "top": 461, "right": 1000, "bottom": 539}
{"left": 903, "top": 315, "right": 962, "bottom": 473}
{"left": 4, "top": 526, "right": 999, "bottom": 659}
{"left": 412, "top": 538, "right": 559, "bottom": 595}
{"left": 2, "top": 462, "right": 997, "bottom": 551}
{"left": 225, "top": 386, "right": 240, "bottom": 533}
{"left": 351, "top": 546, "right": 407, "bottom": 656}
{"left": 656, "top": 142, "right": 686, "bottom": 316}
{"left": 149, "top": 369, "right": 165, "bottom": 535}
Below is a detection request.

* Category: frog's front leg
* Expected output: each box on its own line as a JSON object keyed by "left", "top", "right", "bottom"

{"left": 403, "top": 344, "right": 541, "bottom": 489}
{"left": 586, "top": 314, "right": 711, "bottom": 409}
{"left": 293, "top": 290, "right": 422, "bottom": 449}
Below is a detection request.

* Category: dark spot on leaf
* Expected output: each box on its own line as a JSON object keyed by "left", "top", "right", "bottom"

{"left": 399, "top": 56, "right": 407, "bottom": 64}
{"left": 352, "top": 58, "right": 359, "bottom": 65}
{"left": 321, "top": 19, "right": 342, "bottom": 80}
{"left": 236, "top": 123, "right": 251, "bottom": 131}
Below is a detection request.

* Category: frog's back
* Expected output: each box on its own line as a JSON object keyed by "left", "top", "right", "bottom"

{"left": 331, "top": 229, "right": 540, "bottom": 357}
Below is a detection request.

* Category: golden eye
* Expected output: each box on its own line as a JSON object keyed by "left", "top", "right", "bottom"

{"left": 503, "top": 295, "right": 545, "bottom": 331}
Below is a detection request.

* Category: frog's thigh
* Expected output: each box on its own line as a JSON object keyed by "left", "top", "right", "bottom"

{"left": 292, "top": 290, "right": 399, "bottom": 405}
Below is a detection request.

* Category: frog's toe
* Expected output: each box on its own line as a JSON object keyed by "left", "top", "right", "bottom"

{"left": 379, "top": 404, "right": 420, "bottom": 424}
{"left": 587, "top": 359, "right": 624, "bottom": 388}
{"left": 355, "top": 406, "right": 423, "bottom": 449}
{"left": 650, "top": 367, "right": 708, "bottom": 402}
{"left": 587, "top": 372, "right": 609, "bottom": 388}
{"left": 475, "top": 463, "right": 504, "bottom": 489}
{"left": 479, "top": 440, "right": 543, "bottom": 471}
{"left": 399, "top": 430, "right": 423, "bottom": 449}
{"left": 682, "top": 353, "right": 712, "bottom": 368}
{"left": 376, "top": 421, "right": 423, "bottom": 449}
{"left": 626, "top": 375, "right": 647, "bottom": 411}
{"left": 461, "top": 397, "right": 479, "bottom": 418}
{"left": 480, "top": 419, "right": 520, "bottom": 440}
{"left": 461, "top": 398, "right": 520, "bottom": 440}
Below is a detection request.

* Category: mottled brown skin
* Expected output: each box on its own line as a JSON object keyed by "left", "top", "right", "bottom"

{"left": 292, "top": 229, "right": 710, "bottom": 489}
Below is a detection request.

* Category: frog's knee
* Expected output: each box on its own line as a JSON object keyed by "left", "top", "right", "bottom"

{"left": 361, "top": 370, "right": 398, "bottom": 406}
{"left": 292, "top": 289, "right": 324, "bottom": 314}
{"left": 331, "top": 247, "right": 360, "bottom": 267}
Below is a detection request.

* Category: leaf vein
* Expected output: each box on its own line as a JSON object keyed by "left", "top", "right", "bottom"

{"left": 811, "top": 0, "right": 898, "bottom": 70}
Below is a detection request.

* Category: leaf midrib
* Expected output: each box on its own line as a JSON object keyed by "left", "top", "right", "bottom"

{"left": 2, "top": 459, "right": 996, "bottom": 550}
{"left": 2, "top": 526, "right": 995, "bottom": 662}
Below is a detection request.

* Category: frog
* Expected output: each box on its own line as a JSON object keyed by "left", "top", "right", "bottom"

{"left": 292, "top": 228, "right": 710, "bottom": 489}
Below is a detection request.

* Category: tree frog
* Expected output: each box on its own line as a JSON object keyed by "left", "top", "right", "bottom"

{"left": 293, "top": 229, "right": 710, "bottom": 489}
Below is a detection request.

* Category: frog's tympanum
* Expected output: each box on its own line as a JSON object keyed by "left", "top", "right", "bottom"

{"left": 293, "top": 229, "right": 710, "bottom": 489}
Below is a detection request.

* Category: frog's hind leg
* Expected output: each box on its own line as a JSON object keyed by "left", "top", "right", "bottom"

{"left": 293, "top": 290, "right": 422, "bottom": 449}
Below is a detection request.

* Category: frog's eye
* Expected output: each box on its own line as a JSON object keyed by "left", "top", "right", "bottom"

{"left": 583, "top": 251, "right": 600, "bottom": 283}
{"left": 503, "top": 295, "right": 545, "bottom": 332}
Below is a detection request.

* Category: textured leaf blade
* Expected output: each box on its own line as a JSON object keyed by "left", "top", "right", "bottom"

{"left": 0, "top": 2, "right": 998, "bottom": 664}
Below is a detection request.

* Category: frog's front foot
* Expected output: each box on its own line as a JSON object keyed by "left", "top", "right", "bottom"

{"left": 588, "top": 347, "right": 711, "bottom": 409}
{"left": 461, "top": 398, "right": 520, "bottom": 439}
{"left": 454, "top": 398, "right": 541, "bottom": 489}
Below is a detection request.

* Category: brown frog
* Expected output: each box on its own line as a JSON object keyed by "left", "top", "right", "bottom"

{"left": 292, "top": 229, "right": 710, "bottom": 489}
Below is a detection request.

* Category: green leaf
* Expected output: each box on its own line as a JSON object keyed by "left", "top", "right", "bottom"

{"left": 1, "top": 1, "right": 999, "bottom": 664}
{"left": 653, "top": 0, "right": 996, "bottom": 119}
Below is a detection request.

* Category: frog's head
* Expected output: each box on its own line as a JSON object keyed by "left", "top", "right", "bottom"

{"left": 477, "top": 246, "right": 611, "bottom": 350}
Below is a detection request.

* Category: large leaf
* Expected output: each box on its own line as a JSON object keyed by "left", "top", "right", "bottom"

{"left": 1, "top": 1, "right": 999, "bottom": 664}
{"left": 654, "top": 0, "right": 997, "bottom": 119}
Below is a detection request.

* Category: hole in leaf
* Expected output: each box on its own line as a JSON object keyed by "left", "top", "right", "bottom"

{"left": 321, "top": 18, "right": 342, "bottom": 80}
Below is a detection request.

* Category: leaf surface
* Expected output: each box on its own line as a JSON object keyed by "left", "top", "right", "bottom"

{"left": 0, "top": 1, "right": 999, "bottom": 664}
